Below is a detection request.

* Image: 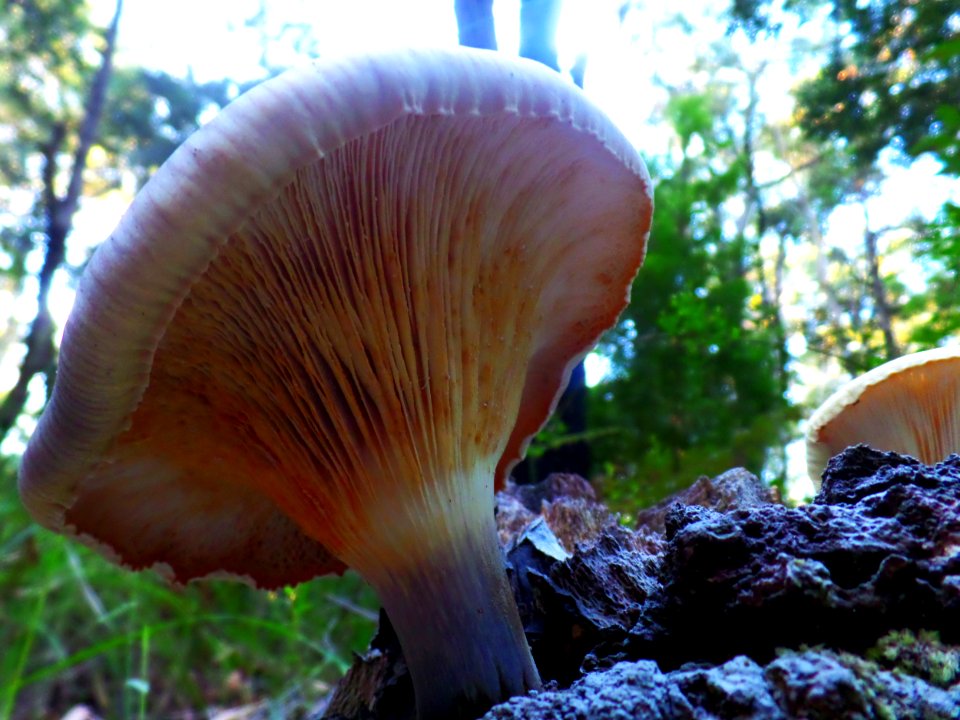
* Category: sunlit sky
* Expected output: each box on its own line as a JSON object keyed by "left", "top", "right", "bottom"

{"left": 3, "top": 0, "right": 958, "bottom": 493}
{"left": 84, "top": 0, "right": 957, "bottom": 277}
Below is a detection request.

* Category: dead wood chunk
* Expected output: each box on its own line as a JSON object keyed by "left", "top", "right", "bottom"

{"left": 498, "top": 473, "right": 617, "bottom": 553}
{"left": 482, "top": 650, "right": 960, "bottom": 719}
{"left": 504, "top": 474, "right": 598, "bottom": 513}
{"left": 630, "top": 445, "right": 960, "bottom": 665}
{"left": 496, "top": 491, "right": 539, "bottom": 549}
{"left": 635, "top": 467, "right": 776, "bottom": 535}
{"left": 325, "top": 447, "right": 960, "bottom": 719}
{"left": 321, "top": 611, "right": 413, "bottom": 720}
{"left": 508, "top": 520, "right": 661, "bottom": 686}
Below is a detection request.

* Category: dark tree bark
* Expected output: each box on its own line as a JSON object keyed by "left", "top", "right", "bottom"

{"left": 454, "top": 0, "right": 497, "bottom": 50}
{"left": 861, "top": 203, "right": 901, "bottom": 361}
{"left": 510, "top": 363, "right": 591, "bottom": 484}
{"left": 0, "top": 0, "right": 123, "bottom": 440}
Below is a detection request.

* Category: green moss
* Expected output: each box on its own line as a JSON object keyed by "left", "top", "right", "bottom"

{"left": 867, "top": 629, "right": 960, "bottom": 689}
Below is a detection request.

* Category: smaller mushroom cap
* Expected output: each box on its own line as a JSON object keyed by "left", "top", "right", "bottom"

{"left": 806, "top": 346, "right": 960, "bottom": 484}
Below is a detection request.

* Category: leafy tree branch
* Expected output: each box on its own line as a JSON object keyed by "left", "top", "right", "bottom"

{"left": 0, "top": 0, "right": 123, "bottom": 440}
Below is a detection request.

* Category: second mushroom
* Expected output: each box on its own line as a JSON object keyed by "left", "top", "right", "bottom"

{"left": 806, "top": 346, "right": 960, "bottom": 484}
{"left": 19, "top": 48, "right": 653, "bottom": 720}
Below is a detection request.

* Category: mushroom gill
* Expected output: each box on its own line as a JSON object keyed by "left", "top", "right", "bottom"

{"left": 807, "top": 346, "right": 960, "bottom": 485}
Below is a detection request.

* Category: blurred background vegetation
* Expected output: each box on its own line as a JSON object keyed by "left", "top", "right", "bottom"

{"left": 1, "top": 0, "right": 958, "bottom": 716}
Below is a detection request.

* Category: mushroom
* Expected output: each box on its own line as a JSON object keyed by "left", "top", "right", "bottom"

{"left": 19, "top": 48, "right": 652, "bottom": 719}
{"left": 806, "top": 346, "right": 960, "bottom": 484}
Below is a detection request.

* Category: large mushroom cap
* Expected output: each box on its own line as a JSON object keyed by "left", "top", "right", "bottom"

{"left": 20, "top": 48, "right": 652, "bottom": 589}
{"left": 806, "top": 346, "right": 960, "bottom": 485}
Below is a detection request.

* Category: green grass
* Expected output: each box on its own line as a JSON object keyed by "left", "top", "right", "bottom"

{"left": 0, "top": 461, "right": 378, "bottom": 720}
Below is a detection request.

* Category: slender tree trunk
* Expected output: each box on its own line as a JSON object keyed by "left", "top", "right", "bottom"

{"left": 455, "top": 0, "right": 497, "bottom": 50}
{"left": 861, "top": 202, "right": 900, "bottom": 361}
{"left": 519, "top": 0, "right": 562, "bottom": 71}
{"left": 741, "top": 65, "right": 789, "bottom": 404}
{"left": 0, "top": 0, "right": 123, "bottom": 440}
{"left": 771, "top": 127, "right": 845, "bottom": 331}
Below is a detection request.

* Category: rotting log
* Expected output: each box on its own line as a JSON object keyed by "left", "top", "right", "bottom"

{"left": 321, "top": 447, "right": 960, "bottom": 720}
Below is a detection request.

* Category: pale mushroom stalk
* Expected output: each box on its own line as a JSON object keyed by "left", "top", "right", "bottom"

{"left": 19, "top": 49, "right": 652, "bottom": 720}
{"left": 363, "top": 504, "right": 539, "bottom": 718}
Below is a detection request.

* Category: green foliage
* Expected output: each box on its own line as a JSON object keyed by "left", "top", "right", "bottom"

{"left": 730, "top": 1, "right": 960, "bottom": 174}
{"left": 904, "top": 202, "right": 960, "bottom": 345}
{"left": 0, "top": 462, "right": 377, "bottom": 718}
{"left": 590, "top": 89, "right": 792, "bottom": 512}
{"left": 726, "top": 0, "right": 820, "bottom": 37}
{"left": 911, "top": 37, "right": 960, "bottom": 176}
{"left": 795, "top": 0, "right": 960, "bottom": 169}
{"left": 101, "top": 68, "right": 234, "bottom": 186}
{"left": 0, "top": 0, "right": 95, "bottom": 175}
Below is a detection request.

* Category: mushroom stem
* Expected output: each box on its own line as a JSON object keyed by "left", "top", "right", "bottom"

{"left": 368, "top": 512, "right": 540, "bottom": 720}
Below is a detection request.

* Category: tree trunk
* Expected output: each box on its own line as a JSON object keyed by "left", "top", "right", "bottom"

{"left": 516, "top": 0, "right": 591, "bottom": 482}
{"left": 454, "top": 0, "right": 497, "bottom": 50}
{"left": 861, "top": 201, "right": 900, "bottom": 361}
{"left": 519, "top": 0, "right": 561, "bottom": 71}
{"left": 0, "top": 0, "right": 123, "bottom": 441}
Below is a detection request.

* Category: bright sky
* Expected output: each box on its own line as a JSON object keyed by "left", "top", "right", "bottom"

{"left": 87, "top": 0, "right": 957, "bottom": 257}
{"left": 4, "top": 0, "right": 957, "bottom": 494}
{"left": 90, "top": 0, "right": 810, "bottom": 147}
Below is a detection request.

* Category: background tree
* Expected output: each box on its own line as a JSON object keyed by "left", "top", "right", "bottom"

{"left": 591, "top": 81, "right": 792, "bottom": 509}
{"left": 0, "top": 0, "right": 121, "bottom": 439}
{"left": 728, "top": 0, "right": 960, "bottom": 382}
{"left": 455, "top": 0, "right": 498, "bottom": 49}
{"left": 792, "top": 0, "right": 960, "bottom": 170}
